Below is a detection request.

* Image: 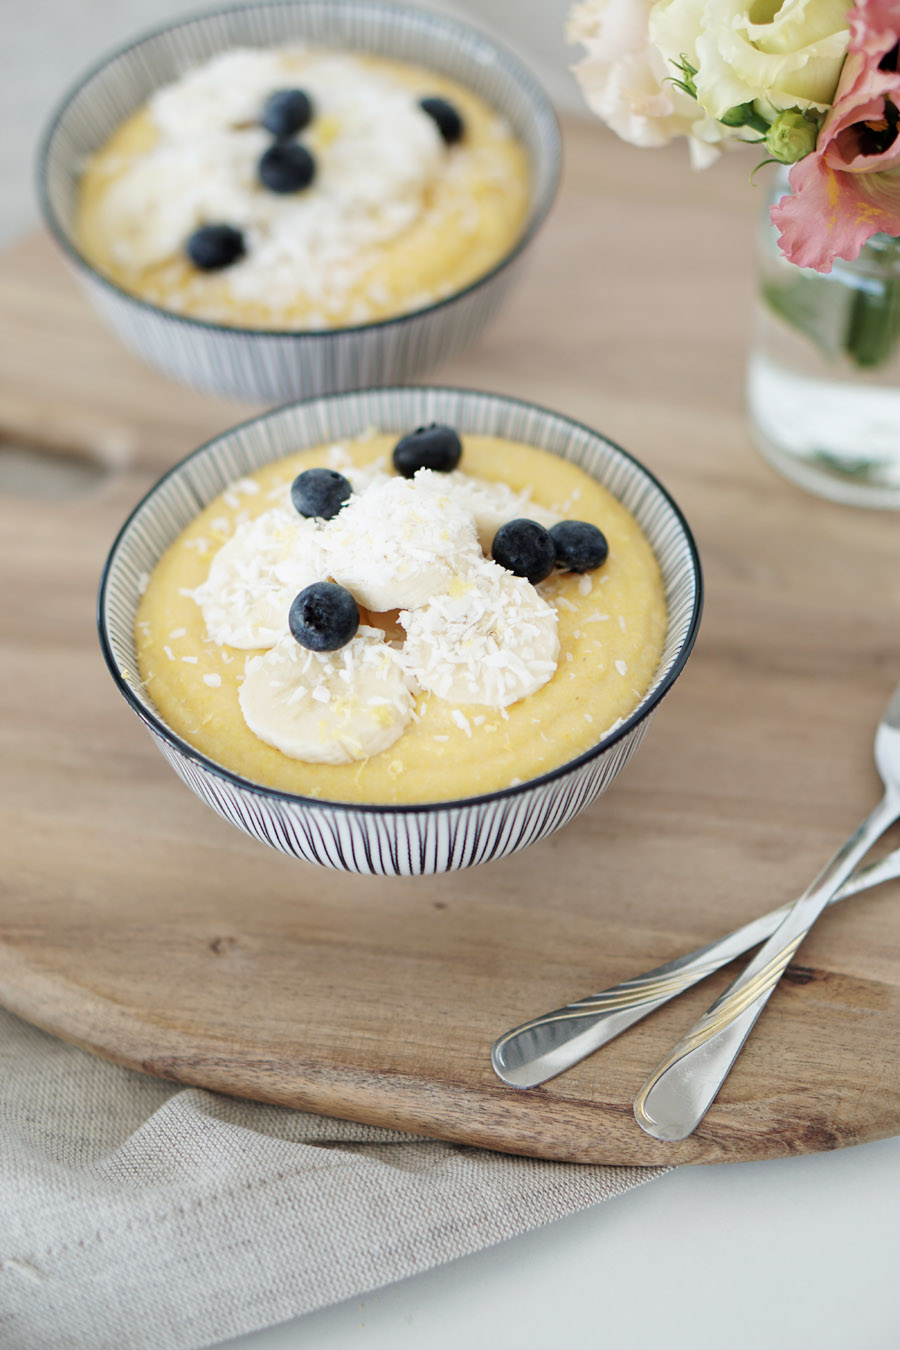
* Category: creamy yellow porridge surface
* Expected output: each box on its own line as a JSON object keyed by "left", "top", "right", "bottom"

{"left": 135, "top": 436, "right": 667, "bottom": 804}
{"left": 76, "top": 50, "right": 531, "bottom": 329}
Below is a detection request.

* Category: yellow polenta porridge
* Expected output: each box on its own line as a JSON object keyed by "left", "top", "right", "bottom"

{"left": 135, "top": 429, "right": 667, "bottom": 805}
{"left": 75, "top": 46, "right": 531, "bottom": 329}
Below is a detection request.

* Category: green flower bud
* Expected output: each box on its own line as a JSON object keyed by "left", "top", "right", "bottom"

{"left": 765, "top": 111, "right": 819, "bottom": 164}
{"left": 720, "top": 102, "right": 757, "bottom": 127}
{"left": 669, "top": 53, "right": 697, "bottom": 100}
{"left": 723, "top": 101, "right": 771, "bottom": 134}
{"left": 720, "top": 102, "right": 770, "bottom": 134}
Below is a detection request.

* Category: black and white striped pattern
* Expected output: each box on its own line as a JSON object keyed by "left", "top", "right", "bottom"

{"left": 37, "top": 1, "right": 561, "bottom": 404}
{"left": 99, "top": 387, "right": 702, "bottom": 876}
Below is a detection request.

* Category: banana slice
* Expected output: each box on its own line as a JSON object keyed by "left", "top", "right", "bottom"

{"left": 193, "top": 508, "right": 327, "bottom": 649}
{"left": 445, "top": 471, "right": 561, "bottom": 553}
{"left": 238, "top": 626, "right": 415, "bottom": 763}
{"left": 399, "top": 556, "right": 560, "bottom": 708}
{"left": 322, "top": 470, "right": 481, "bottom": 611}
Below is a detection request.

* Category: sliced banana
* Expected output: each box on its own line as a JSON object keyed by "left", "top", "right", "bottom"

{"left": 238, "top": 626, "right": 415, "bottom": 763}
{"left": 399, "top": 556, "right": 559, "bottom": 708}
{"left": 445, "top": 471, "right": 561, "bottom": 552}
{"left": 322, "top": 469, "right": 482, "bottom": 612}
{"left": 192, "top": 507, "right": 327, "bottom": 649}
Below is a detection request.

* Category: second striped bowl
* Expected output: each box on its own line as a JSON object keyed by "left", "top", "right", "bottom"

{"left": 37, "top": 1, "right": 560, "bottom": 405}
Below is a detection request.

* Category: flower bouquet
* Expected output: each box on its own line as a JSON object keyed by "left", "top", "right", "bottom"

{"left": 568, "top": 0, "right": 900, "bottom": 503}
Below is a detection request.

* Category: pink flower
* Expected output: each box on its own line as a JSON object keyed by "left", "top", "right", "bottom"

{"left": 772, "top": 0, "right": 900, "bottom": 272}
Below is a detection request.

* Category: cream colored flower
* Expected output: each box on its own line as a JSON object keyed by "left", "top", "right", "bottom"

{"left": 567, "top": 0, "right": 740, "bottom": 166}
{"left": 649, "top": 0, "right": 851, "bottom": 122}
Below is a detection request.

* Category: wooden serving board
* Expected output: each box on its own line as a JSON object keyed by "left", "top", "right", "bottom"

{"left": 2, "top": 120, "right": 900, "bottom": 1166}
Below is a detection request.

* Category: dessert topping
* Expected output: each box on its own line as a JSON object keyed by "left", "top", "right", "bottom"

{"left": 186, "top": 441, "right": 614, "bottom": 760}
{"left": 322, "top": 470, "right": 481, "bottom": 611}
{"left": 290, "top": 467, "right": 352, "bottom": 520}
{"left": 288, "top": 581, "right": 360, "bottom": 652}
{"left": 419, "top": 96, "right": 465, "bottom": 145}
{"left": 443, "top": 472, "right": 560, "bottom": 552}
{"left": 392, "top": 424, "right": 463, "bottom": 478}
{"left": 261, "top": 88, "right": 314, "bottom": 138}
{"left": 239, "top": 627, "right": 414, "bottom": 763}
{"left": 258, "top": 140, "right": 316, "bottom": 194}
{"left": 399, "top": 557, "right": 559, "bottom": 708}
{"left": 106, "top": 49, "right": 446, "bottom": 308}
{"left": 191, "top": 507, "right": 327, "bottom": 648}
{"left": 186, "top": 223, "right": 246, "bottom": 271}
{"left": 549, "top": 520, "right": 610, "bottom": 572}
{"left": 491, "top": 518, "right": 557, "bottom": 584}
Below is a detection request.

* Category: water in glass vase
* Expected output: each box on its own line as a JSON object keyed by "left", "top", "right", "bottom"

{"left": 747, "top": 179, "right": 900, "bottom": 509}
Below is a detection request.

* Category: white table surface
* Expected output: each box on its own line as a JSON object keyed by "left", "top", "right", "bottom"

{"left": 224, "top": 1135, "right": 900, "bottom": 1348}
{"left": 8, "top": 5, "right": 900, "bottom": 1348}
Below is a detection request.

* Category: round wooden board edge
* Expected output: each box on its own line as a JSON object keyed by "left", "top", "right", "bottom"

{"left": 2, "top": 946, "right": 895, "bottom": 1168}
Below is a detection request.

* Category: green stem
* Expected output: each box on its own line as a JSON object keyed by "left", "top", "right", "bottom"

{"left": 843, "top": 244, "right": 900, "bottom": 368}
{"left": 765, "top": 237, "right": 900, "bottom": 371}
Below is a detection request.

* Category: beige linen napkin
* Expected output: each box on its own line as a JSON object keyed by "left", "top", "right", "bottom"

{"left": 0, "top": 1006, "right": 667, "bottom": 1349}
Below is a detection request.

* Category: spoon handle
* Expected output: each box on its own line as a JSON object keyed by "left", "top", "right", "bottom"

{"left": 633, "top": 794, "right": 900, "bottom": 1142}
{"left": 491, "top": 847, "right": 900, "bottom": 1089}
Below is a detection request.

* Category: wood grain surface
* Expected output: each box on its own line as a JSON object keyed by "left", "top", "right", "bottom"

{"left": 2, "top": 118, "right": 900, "bottom": 1166}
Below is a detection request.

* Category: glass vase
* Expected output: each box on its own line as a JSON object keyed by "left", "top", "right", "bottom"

{"left": 747, "top": 170, "right": 900, "bottom": 508}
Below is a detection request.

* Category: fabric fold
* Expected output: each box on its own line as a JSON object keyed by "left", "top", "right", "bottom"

{"left": 0, "top": 1008, "right": 667, "bottom": 1350}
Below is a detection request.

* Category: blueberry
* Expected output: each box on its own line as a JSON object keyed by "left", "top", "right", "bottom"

{"left": 549, "top": 520, "right": 610, "bottom": 572}
{"left": 258, "top": 142, "right": 316, "bottom": 194}
{"left": 491, "top": 519, "right": 556, "bottom": 585}
{"left": 290, "top": 468, "right": 352, "bottom": 520}
{"left": 261, "top": 88, "right": 313, "bottom": 138}
{"left": 392, "top": 424, "right": 463, "bottom": 477}
{"left": 289, "top": 582, "right": 359, "bottom": 652}
{"left": 419, "top": 96, "right": 465, "bottom": 145}
{"left": 186, "top": 224, "right": 246, "bottom": 271}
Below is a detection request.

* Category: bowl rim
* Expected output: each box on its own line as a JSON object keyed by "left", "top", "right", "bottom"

{"left": 35, "top": 0, "right": 562, "bottom": 342}
{"left": 97, "top": 385, "right": 704, "bottom": 815}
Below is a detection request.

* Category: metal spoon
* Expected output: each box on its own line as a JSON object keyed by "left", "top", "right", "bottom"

{"left": 633, "top": 679, "right": 900, "bottom": 1140}
{"left": 491, "top": 845, "right": 900, "bottom": 1090}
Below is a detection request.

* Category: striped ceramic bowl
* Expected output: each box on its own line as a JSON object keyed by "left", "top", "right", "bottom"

{"left": 37, "top": 1, "right": 560, "bottom": 405}
{"left": 98, "top": 386, "right": 702, "bottom": 876}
